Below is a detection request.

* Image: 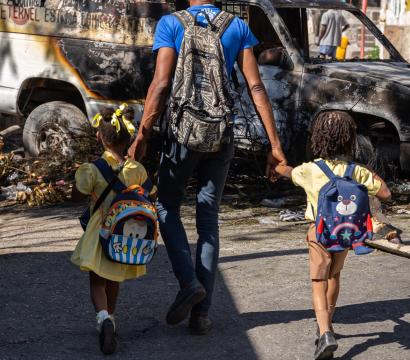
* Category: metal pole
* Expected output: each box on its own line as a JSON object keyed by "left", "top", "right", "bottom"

{"left": 360, "top": 0, "right": 368, "bottom": 59}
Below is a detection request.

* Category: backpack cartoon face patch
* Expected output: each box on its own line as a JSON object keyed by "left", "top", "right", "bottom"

{"left": 335, "top": 194, "right": 358, "bottom": 215}
{"left": 315, "top": 160, "right": 374, "bottom": 255}
{"left": 122, "top": 218, "right": 148, "bottom": 239}
{"left": 120, "top": 218, "right": 157, "bottom": 257}
{"left": 100, "top": 198, "right": 158, "bottom": 265}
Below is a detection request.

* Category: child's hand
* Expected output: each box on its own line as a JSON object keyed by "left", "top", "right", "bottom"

{"left": 275, "top": 164, "right": 293, "bottom": 179}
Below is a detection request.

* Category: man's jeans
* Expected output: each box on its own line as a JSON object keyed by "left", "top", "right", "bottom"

{"left": 157, "top": 138, "right": 234, "bottom": 315}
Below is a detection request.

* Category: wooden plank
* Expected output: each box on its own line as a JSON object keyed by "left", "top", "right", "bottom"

{"left": 365, "top": 239, "right": 410, "bottom": 259}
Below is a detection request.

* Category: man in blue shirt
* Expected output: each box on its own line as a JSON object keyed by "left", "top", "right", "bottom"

{"left": 153, "top": 4, "right": 258, "bottom": 77}
{"left": 129, "top": 0, "right": 286, "bottom": 335}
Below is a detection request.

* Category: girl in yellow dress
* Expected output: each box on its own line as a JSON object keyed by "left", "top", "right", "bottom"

{"left": 71, "top": 105, "right": 150, "bottom": 355}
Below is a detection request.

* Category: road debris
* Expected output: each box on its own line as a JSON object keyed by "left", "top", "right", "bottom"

{"left": 366, "top": 238, "right": 410, "bottom": 259}
{"left": 260, "top": 194, "right": 304, "bottom": 209}
{"left": 0, "top": 124, "right": 100, "bottom": 207}
{"left": 258, "top": 217, "right": 280, "bottom": 225}
{"left": 279, "top": 210, "right": 305, "bottom": 222}
{"left": 390, "top": 181, "right": 410, "bottom": 195}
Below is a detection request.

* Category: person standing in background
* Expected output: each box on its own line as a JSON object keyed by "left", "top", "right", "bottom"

{"left": 318, "top": 9, "right": 349, "bottom": 59}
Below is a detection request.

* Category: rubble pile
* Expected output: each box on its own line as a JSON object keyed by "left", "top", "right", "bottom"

{"left": 386, "top": 180, "right": 410, "bottom": 215}
{"left": 0, "top": 125, "right": 101, "bottom": 207}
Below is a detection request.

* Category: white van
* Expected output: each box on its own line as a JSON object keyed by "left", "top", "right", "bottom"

{"left": 0, "top": 0, "right": 171, "bottom": 155}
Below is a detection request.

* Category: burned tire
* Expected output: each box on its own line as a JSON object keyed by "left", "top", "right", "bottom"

{"left": 355, "top": 134, "right": 387, "bottom": 177}
{"left": 23, "top": 101, "right": 88, "bottom": 157}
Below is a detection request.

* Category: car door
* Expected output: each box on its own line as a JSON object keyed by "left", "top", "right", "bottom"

{"left": 224, "top": 2, "right": 304, "bottom": 161}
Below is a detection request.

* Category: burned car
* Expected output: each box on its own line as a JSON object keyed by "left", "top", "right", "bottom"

{"left": 226, "top": 0, "right": 410, "bottom": 174}
{"left": 0, "top": 0, "right": 409, "bottom": 173}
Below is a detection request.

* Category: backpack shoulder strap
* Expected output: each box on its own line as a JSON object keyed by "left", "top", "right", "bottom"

{"left": 173, "top": 10, "right": 194, "bottom": 29}
{"left": 141, "top": 177, "right": 153, "bottom": 197}
{"left": 344, "top": 162, "right": 356, "bottom": 179}
{"left": 315, "top": 160, "right": 337, "bottom": 181}
{"left": 212, "top": 10, "right": 234, "bottom": 38}
{"left": 92, "top": 158, "right": 127, "bottom": 193}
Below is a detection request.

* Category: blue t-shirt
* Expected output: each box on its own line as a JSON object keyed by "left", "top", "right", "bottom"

{"left": 153, "top": 5, "right": 258, "bottom": 76}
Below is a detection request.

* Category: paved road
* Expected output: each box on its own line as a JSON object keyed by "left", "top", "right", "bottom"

{"left": 0, "top": 203, "right": 409, "bottom": 359}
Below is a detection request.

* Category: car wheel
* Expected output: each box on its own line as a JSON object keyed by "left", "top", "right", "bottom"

{"left": 355, "top": 134, "right": 387, "bottom": 177}
{"left": 23, "top": 101, "right": 88, "bottom": 157}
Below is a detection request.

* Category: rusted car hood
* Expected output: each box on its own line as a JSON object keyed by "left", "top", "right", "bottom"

{"left": 309, "top": 62, "right": 410, "bottom": 92}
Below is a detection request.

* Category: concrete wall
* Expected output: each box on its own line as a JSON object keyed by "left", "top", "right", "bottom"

{"left": 384, "top": 25, "right": 410, "bottom": 60}
{"left": 381, "top": 0, "right": 410, "bottom": 26}
{"left": 343, "top": 8, "right": 382, "bottom": 59}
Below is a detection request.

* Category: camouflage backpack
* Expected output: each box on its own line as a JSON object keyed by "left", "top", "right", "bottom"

{"left": 168, "top": 10, "right": 235, "bottom": 152}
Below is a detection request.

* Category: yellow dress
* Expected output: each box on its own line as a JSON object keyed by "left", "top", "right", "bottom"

{"left": 71, "top": 151, "right": 148, "bottom": 282}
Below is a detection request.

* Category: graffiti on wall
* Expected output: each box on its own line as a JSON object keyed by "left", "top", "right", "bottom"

{"left": 0, "top": 0, "right": 172, "bottom": 45}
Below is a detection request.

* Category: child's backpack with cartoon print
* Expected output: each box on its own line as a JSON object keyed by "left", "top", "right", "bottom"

{"left": 315, "top": 160, "right": 374, "bottom": 255}
{"left": 94, "top": 159, "right": 158, "bottom": 265}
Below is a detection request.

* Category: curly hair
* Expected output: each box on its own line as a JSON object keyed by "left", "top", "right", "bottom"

{"left": 97, "top": 106, "right": 134, "bottom": 147}
{"left": 311, "top": 111, "right": 357, "bottom": 159}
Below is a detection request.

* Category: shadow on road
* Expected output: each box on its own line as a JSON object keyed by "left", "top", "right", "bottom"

{"left": 1, "top": 204, "right": 409, "bottom": 359}
{"left": 239, "top": 297, "right": 410, "bottom": 359}
{"left": 0, "top": 245, "right": 260, "bottom": 360}
{"left": 2, "top": 244, "right": 409, "bottom": 359}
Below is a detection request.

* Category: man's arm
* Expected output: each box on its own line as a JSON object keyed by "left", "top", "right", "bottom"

{"left": 128, "top": 47, "right": 177, "bottom": 160}
{"left": 318, "top": 24, "right": 327, "bottom": 43}
{"left": 341, "top": 14, "right": 349, "bottom": 33}
{"left": 237, "top": 48, "right": 287, "bottom": 180}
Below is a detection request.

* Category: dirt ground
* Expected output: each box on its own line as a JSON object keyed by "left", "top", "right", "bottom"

{"left": 0, "top": 201, "right": 409, "bottom": 360}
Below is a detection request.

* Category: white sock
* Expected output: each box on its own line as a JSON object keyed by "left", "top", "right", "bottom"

{"left": 96, "top": 310, "right": 109, "bottom": 332}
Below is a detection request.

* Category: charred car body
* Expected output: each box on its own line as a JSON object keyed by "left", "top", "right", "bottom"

{"left": 0, "top": 0, "right": 409, "bottom": 173}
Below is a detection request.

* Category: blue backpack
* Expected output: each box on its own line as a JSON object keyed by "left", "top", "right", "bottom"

{"left": 315, "top": 160, "right": 374, "bottom": 255}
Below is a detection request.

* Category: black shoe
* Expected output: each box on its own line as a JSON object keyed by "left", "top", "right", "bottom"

{"left": 99, "top": 318, "right": 118, "bottom": 355}
{"left": 166, "top": 281, "right": 206, "bottom": 326}
{"left": 189, "top": 314, "right": 213, "bottom": 335}
{"left": 315, "top": 325, "right": 335, "bottom": 345}
{"left": 315, "top": 331, "right": 338, "bottom": 360}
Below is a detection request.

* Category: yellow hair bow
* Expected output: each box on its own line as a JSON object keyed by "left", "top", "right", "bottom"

{"left": 116, "top": 103, "right": 135, "bottom": 136}
{"left": 93, "top": 104, "right": 135, "bottom": 136}
{"left": 111, "top": 112, "right": 121, "bottom": 133}
{"left": 91, "top": 113, "right": 102, "bottom": 128}
{"left": 121, "top": 116, "right": 136, "bottom": 136}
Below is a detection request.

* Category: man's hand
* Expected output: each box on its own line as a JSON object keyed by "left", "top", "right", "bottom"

{"left": 274, "top": 163, "right": 293, "bottom": 179}
{"left": 266, "top": 148, "right": 287, "bottom": 182}
{"left": 128, "top": 135, "right": 148, "bottom": 161}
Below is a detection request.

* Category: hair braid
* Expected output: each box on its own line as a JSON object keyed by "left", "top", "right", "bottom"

{"left": 311, "top": 111, "right": 357, "bottom": 159}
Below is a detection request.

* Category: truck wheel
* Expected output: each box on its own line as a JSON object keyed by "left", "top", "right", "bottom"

{"left": 23, "top": 101, "right": 88, "bottom": 157}
{"left": 400, "top": 143, "right": 410, "bottom": 175}
{"left": 356, "top": 134, "right": 386, "bottom": 176}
